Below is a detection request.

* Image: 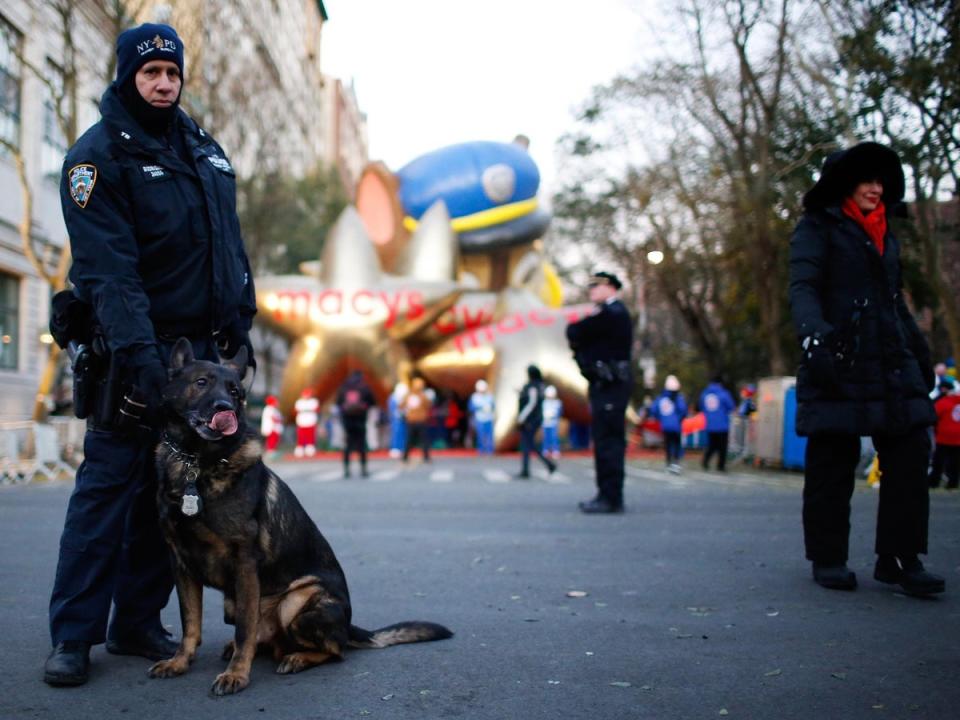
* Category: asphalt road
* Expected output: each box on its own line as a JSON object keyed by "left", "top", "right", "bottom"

{"left": 1, "top": 453, "right": 958, "bottom": 720}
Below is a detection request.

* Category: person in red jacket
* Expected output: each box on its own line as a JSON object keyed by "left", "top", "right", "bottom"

{"left": 929, "top": 380, "right": 960, "bottom": 489}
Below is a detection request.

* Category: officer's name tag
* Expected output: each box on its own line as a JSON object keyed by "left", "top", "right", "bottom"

{"left": 141, "top": 164, "right": 168, "bottom": 180}
{"left": 181, "top": 493, "right": 201, "bottom": 516}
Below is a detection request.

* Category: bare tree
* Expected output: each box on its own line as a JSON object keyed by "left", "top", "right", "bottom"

{"left": 0, "top": 0, "right": 143, "bottom": 420}
{"left": 0, "top": 1, "right": 83, "bottom": 420}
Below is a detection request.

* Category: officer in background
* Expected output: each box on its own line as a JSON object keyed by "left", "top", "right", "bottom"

{"left": 45, "top": 24, "right": 257, "bottom": 686}
{"left": 566, "top": 271, "right": 634, "bottom": 513}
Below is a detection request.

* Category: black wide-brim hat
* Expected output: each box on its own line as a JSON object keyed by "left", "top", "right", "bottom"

{"left": 802, "top": 142, "right": 905, "bottom": 212}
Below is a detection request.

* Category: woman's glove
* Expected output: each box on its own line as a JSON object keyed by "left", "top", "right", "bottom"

{"left": 802, "top": 335, "right": 839, "bottom": 389}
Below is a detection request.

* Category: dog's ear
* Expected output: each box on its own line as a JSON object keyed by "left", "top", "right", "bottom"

{"left": 169, "top": 337, "right": 195, "bottom": 371}
{"left": 222, "top": 345, "right": 248, "bottom": 381}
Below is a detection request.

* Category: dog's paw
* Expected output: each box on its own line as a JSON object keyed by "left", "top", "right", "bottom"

{"left": 211, "top": 670, "right": 249, "bottom": 696}
{"left": 148, "top": 656, "right": 189, "bottom": 678}
{"left": 276, "top": 651, "right": 327, "bottom": 674}
{"left": 221, "top": 640, "right": 235, "bottom": 661}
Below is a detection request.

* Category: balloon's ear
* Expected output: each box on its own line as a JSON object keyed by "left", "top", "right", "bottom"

{"left": 356, "top": 162, "right": 409, "bottom": 271}
{"left": 169, "top": 337, "right": 194, "bottom": 371}
{"left": 222, "top": 345, "right": 248, "bottom": 381}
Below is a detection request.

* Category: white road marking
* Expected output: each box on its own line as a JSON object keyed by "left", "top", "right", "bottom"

{"left": 370, "top": 470, "right": 399, "bottom": 482}
{"left": 483, "top": 469, "right": 511, "bottom": 484}
{"left": 311, "top": 468, "right": 346, "bottom": 482}
{"left": 430, "top": 470, "right": 454, "bottom": 483}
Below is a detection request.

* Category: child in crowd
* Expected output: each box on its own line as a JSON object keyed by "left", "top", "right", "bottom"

{"left": 649, "top": 375, "right": 687, "bottom": 473}
{"left": 469, "top": 380, "right": 496, "bottom": 455}
{"left": 541, "top": 385, "right": 563, "bottom": 459}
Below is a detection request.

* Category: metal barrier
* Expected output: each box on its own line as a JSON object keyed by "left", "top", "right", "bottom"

{"left": 728, "top": 415, "right": 757, "bottom": 464}
{"left": 0, "top": 418, "right": 84, "bottom": 485}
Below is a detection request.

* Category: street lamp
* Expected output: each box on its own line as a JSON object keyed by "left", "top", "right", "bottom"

{"left": 647, "top": 250, "right": 664, "bottom": 265}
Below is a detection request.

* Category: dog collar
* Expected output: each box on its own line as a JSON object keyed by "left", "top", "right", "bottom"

{"left": 161, "top": 436, "right": 215, "bottom": 517}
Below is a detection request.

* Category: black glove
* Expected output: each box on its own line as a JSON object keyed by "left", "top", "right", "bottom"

{"left": 137, "top": 361, "right": 168, "bottom": 401}
{"left": 802, "top": 336, "right": 839, "bottom": 389}
{"left": 111, "top": 356, "right": 167, "bottom": 431}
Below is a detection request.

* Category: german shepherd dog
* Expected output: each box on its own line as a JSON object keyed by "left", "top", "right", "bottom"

{"left": 148, "top": 339, "right": 452, "bottom": 695}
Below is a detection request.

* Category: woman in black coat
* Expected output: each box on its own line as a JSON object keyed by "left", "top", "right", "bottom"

{"left": 789, "top": 141, "right": 944, "bottom": 596}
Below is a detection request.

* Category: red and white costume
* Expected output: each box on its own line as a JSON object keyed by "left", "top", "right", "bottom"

{"left": 261, "top": 396, "right": 284, "bottom": 454}
{"left": 295, "top": 390, "right": 319, "bottom": 457}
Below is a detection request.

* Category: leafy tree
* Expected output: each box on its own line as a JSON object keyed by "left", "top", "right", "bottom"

{"left": 238, "top": 165, "right": 349, "bottom": 275}
{"left": 832, "top": 0, "right": 960, "bottom": 364}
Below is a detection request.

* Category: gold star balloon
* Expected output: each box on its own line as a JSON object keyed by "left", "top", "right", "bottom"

{"left": 255, "top": 205, "right": 461, "bottom": 414}
{"left": 416, "top": 289, "right": 593, "bottom": 450}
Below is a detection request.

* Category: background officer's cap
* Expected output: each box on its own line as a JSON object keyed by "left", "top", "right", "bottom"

{"left": 589, "top": 271, "right": 622, "bottom": 290}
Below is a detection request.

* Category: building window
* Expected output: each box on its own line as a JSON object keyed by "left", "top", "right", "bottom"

{"left": 42, "top": 60, "right": 67, "bottom": 175}
{"left": 0, "top": 15, "right": 22, "bottom": 151}
{"left": 0, "top": 271, "right": 19, "bottom": 370}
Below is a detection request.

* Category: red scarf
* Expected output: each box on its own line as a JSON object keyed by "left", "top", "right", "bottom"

{"left": 842, "top": 197, "right": 887, "bottom": 255}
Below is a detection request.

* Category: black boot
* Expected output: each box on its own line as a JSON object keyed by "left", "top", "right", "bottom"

{"left": 812, "top": 562, "right": 858, "bottom": 590}
{"left": 874, "top": 555, "right": 945, "bottom": 596}
{"left": 44, "top": 641, "right": 90, "bottom": 686}
{"left": 106, "top": 624, "right": 178, "bottom": 661}
{"left": 579, "top": 497, "right": 624, "bottom": 514}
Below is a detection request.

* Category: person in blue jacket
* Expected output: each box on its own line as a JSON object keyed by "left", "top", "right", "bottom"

{"left": 699, "top": 376, "right": 736, "bottom": 471}
{"left": 44, "top": 24, "right": 256, "bottom": 687}
{"left": 387, "top": 382, "right": 408, "bottom": 458}
{"left": 650, "top": 375, "right": 687, "bottom": 473}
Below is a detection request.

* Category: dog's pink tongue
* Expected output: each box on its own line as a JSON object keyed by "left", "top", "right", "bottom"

{"left": 210, "top": 411, "right": 238, "bottom": 436}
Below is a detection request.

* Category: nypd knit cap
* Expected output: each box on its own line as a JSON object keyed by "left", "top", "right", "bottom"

{"left": 115, "top": 23, "right": 184, "bottom": 87}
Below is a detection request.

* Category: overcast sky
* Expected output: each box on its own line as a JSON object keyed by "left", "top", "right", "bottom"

{"left": 320, "top": 0, "right": 651, "bottom": 201}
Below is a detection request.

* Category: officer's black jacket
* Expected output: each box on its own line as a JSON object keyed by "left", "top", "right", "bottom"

{"left": 61, "top": 85, "right": 256, "bottom": 360}
{"left": 565, "top": 298, "right": 633, "bottom": 367}
{"left": 788, "top": 206, "right": 934, "bottom": 436}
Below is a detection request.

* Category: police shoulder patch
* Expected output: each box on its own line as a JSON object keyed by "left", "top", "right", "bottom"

{"left": 68, "top": 164, "right": 97, "bottom": 208}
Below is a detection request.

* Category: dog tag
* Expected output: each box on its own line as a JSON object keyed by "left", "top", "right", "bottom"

{"left": 181, "top": 493, "right": 201, "bottom": 516}
{"left": 181, "top": 480, "right": 202, "bottom": 516}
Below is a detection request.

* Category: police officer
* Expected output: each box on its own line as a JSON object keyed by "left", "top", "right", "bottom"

{"left": 566, "top": 271, "right": 633, "bottom": 513}
{"left": 44, "top": 24, "right": 257, "bottom": 686}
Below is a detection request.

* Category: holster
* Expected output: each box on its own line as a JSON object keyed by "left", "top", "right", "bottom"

{"left": 89, "top": 351, "right": 152, "bottom": 435}
{"left": 67, "top": 341, "right": 96, "bottom": 419}
{"left": 586, "top": 360, "right": 631, "bottom": 387}
{"left": 91, "top": 347, "right": 122, "bottom": 428}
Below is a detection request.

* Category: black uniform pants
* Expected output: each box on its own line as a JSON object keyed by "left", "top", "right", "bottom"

{"left": 703, "top": 431, "right": 729, "bottom": 470}
{"left": 343, "top": 423, "right": 367, "bottom": 470}
{"left": 48, "top": 335, "right": 216, "bottom": 646}
{"left": 803, "top": 427, "right": 930, "bottom": 565}
{"left": 49, "top": 428, "right": 174, "bottom": 645}
{"left": 589, "top": 380, "right": 630, "bottom": 507}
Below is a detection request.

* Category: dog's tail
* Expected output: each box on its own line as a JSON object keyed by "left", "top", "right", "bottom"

{"left": 348, "top": 621, "right": 453, "bottom": 649}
